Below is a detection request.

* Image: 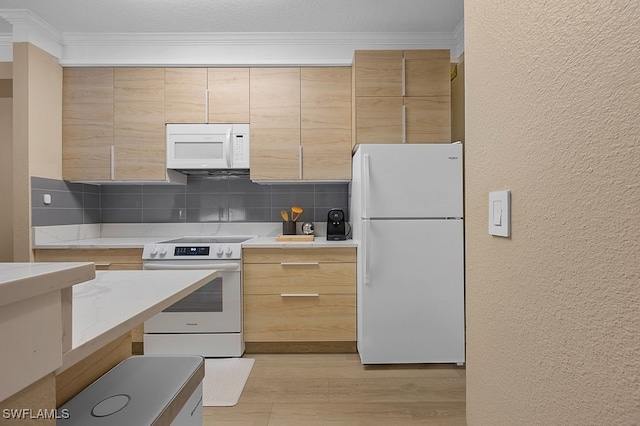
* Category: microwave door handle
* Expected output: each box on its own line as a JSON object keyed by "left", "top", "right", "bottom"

{"left": 225, "top": 128, "right": 232, "bottom": 167}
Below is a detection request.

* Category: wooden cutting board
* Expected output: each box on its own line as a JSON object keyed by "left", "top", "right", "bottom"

{"left": 275, "top": 235, "right": 315, "bottom": 242}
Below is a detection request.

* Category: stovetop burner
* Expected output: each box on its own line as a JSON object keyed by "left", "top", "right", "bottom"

{"left": 160, "top": 236, "right": 253, "bottom": 244}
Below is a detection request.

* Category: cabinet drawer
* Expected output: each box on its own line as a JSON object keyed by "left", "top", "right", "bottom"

{"left": 243, "top": 247, "right": 355, "bottom": 264}
{"left": 34, "top": 249, "right": 143, "bottom": 268}
{"left": 244, "top": 294, "right": 356, "bottom": 342}
{"left": 244, "top": 262, "right": 355, "bottom": 295}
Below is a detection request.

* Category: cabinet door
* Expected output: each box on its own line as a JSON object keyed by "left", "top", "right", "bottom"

{"left": 208, "top": 68, "right": 250, "bottom": 123}
{"left": 355, "top": 96, "right": 403, "bottom": 144}
{"left": 353, "top": 50, "right": 403, "bottom": 97}
{"left": 249, "top": 68, "right": 301, "bottom": 180}
{"left": 404, "top": 50, "right": 451, "bottom": 97}
{"left": 165, "top": 68, "right": 207, "bottom": 123}
{"left": 114, "top": 68, "right": 166, "bottom": 180}
{"left": 301, "top": 67, "right": 352, "bottom": 180}
{"left": 62, "top": 68, "right": 114, "bottom": 181}
{"left": 404, "top": 97, "right": 451, "bottom": 143}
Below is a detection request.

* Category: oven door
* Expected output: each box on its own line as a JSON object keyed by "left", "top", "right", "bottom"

{"left": 143, "top": 260, "right": 241, "bottom": 333}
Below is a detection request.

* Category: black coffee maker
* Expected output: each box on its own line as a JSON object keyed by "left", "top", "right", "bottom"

{"left": 327, "top": 209, "right": 347, "bottom": 240}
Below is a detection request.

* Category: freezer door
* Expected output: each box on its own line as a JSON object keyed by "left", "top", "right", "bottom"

{"left": 357, "top": 219, "right": 465, "bottom": 364}
{"left": 355, "top": 144, "right": 462, "bottom": 218}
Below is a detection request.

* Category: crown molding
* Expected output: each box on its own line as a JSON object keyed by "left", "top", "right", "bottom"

{"left": 0, "top": 9, "right": 62, "bottom": 59}
{"left": 0, "top": 9, "right": 464, "bottom": 66}
{"left": 60, "top": 31, "right": 460, "bottom": 66}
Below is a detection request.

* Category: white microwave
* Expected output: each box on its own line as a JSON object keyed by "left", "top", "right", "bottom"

{"left": 166, "top": 123, "right": 250, "bottom": 170}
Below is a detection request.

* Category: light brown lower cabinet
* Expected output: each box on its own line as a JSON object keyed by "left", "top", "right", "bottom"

{"left": 34, "top": 248, "right": 143, "bottom": 270}
{"left": 243, "top": 247, "right": 356, "bottom": 345}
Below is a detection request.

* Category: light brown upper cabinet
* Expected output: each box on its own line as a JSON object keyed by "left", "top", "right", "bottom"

{"left": 63, "top": 67, "right": 168, "bottom": 182}
{"left": 353, "top": 50, "right": 403, "bottom": 97}
{"left": 113, "top": 68, "right": 166, "bottom": 180}
{"left": 165, "top": 68, "right": 250, "bottom": 124}
{"left": 249, "top": 68, "right": 302, "bottom": 180}
{"left": 352, "top": 50, "right": 451, "bottom": 145}
{"left": 301, "top": 67, "right": 352, "bottom": 180}
{"left": 62, "top": 67, "right": 114, "bottom": 181}
{"left": 164, "top": 68, "right": 207, "bottom": 123}
{"left": 250, "top": 67, "right": 352, "bottom": 181}
{"left": 208, "top": 68, "right": 250, "bottom": 123}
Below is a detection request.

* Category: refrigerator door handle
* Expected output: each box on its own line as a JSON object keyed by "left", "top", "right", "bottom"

{"left": 364, "top": 219, "right": 371, "bottom": 286}
{"left": 402, "top": 104, "right": 407, "bottom": 144}
{"left": 363, "top": 154, "right": 371, "bottom": 218}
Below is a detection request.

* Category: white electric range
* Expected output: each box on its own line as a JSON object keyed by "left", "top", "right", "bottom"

{"left": 142, "top": 236, "right": 254, "bottom": 357}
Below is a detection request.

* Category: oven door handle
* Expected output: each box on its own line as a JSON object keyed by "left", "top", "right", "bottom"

{"left": 143, "top": 263, "right": 240, "bottom": 271}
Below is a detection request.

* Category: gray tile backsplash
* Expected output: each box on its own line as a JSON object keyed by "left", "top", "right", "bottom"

{"left": 31, "top": 177, "right": 101, "bottom": 226}
{"left": 31, "top": 175, "right": 349, "bottom": 226}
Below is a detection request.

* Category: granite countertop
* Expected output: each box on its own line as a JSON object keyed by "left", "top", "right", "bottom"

{"left": 0, "top": 262, "right": 95, "bottom": 307}
{"left": 33, "top": 235, "right": 358, "bottom": 249}
{"left": 33, "top": 237, "right": 166, "bottom": 249}
{"left": 60, "top": 269, "right": 217, "bottom": 371}
{"left": 242, "top": 236, "right": 357, "bottom": 248}
{"left": 31, "top": 224, "right": 359, "bottom": 249}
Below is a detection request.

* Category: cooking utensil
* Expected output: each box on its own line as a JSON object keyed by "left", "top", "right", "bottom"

{"left": 280, "top": 210, "right": 289, "bottom": 221}
{"left": 291, "top": 206, "right": 303, "bottom": 222}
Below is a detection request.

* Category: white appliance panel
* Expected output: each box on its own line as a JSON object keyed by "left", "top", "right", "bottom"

{"left": 166, "top": 123, "right": 249, "bottom": 170}
{"left": 144, "top": 333, "right": 245, "bottom": 358}
{"left": 144, "top": 269, "right": 241, "bottom": 333}
{"left": 357, "top": 219, "right": 465, "bottom": 364}
{"left": 353, "top": 144, "right": 463, "bottom": 219}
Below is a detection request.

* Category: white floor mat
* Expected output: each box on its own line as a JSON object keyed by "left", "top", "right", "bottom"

{"left": 202, "top": 358, "right": 255, "bottom": 406}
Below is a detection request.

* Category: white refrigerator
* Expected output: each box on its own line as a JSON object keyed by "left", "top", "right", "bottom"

{"left": 350, "top": 143, "right": 465, "bottom": 364}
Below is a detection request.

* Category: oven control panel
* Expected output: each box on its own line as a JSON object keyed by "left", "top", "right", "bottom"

{"left": 175, "top": 246, "right": 210, "bottom": 256}
{"left": 142, "top": 244, "right": 242, "bottom": 259}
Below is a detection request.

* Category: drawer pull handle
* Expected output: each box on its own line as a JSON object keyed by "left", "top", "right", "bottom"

{"left": 94, "top": 262, "right": 112, "bottom": 267}
{"left": 280, "top": 262, "right": 320, "bottom": 266}
{"left": 281, "top": 293, "right": 319, "bottom": 297}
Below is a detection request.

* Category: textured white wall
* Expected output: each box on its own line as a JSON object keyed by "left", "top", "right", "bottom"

{"left": 465, "top": 2, "right": 640, "bottom": 424}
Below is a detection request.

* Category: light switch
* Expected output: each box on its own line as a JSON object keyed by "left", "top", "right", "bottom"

{"left": 492, "top": 200, "right": 502, "bottom": 225}
{"left": 43, "top": 194, "right": 52, "bottom": 205}
{"left": 489, "top": 191, "right": 510, "bottom": 237}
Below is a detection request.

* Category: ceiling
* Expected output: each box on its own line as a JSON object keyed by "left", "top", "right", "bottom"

{"left": 0, "top": 0, "right": 463, "bottom": 34}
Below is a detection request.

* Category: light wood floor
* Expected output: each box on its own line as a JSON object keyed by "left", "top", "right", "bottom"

{"left": 203, "top": 353, "right": 466, "bottom": 425}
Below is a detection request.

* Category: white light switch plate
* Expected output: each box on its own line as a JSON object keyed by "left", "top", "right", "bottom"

{"left": 489, "top": 191, "right": 510, "bottom": 237}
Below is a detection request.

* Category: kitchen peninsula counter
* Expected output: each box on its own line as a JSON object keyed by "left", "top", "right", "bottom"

{"left": 0, "top": 262, "right": 95, "bottom": 403}
{"left": 0, "top": 262, "right": 95, "bottom": 307}
{"left": 61, "top": 269, "right": 217, "bottom": 371}
{"left": 0, "top": 263, "right": 216, "bottom": 406}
